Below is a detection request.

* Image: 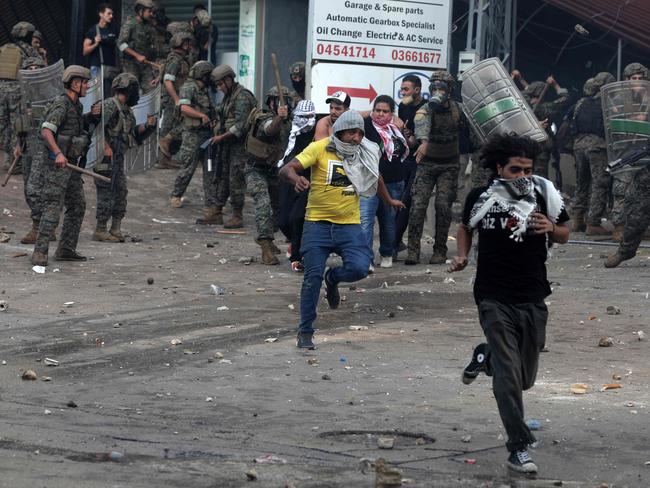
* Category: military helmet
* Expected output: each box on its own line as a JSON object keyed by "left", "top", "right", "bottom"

{"left": 189, "top": 60, "right": 214, "bottom": 80}
{"left": 62, "top": 65, "right": 91, "bottom": 83}
{"left": 112, "top": 73, "right": 139, "bottom": 91}
{"left": 211, "top": 64, "right": 236, "bottom": 82}
{"left": 193, "top": 9, "right": 211, "bottom": 27}
{"left": 289, "top": 62, "right": 305, "bottom": 79}
{"left": 582, "top": 78, "right": 597, "bottom": 96}
{"left": 429, "top": 69, "right": 454, "bottom": 83}
{"left": 21, "top": 56, "right": 46, "bottom": 70}
{"left": 170, "top": 32, "right": 192, "bottom": 49}
{"left": 135, "top": 0, "right": 155, "bottom": 9}
{"left": 11, "top": 22, "right": 36, "bottom": 39}
{"left": 623, "top": 62, "right": 648, "bottom": 80}
{"left": 33, "top": 30, "right": 43, "bottom": 40}
{"left": 524, "top": 81, "right": 546, "bottom": 99}
{"left": 264, "top": 85, "right": 292, "bottom": 107}
{"left": 593, "top": 71, "right": 615, "bottom": 90}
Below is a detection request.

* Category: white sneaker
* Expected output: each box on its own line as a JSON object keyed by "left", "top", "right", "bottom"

{"left": 380, "top": 256, "right": 393, "bottom": 268}
{"left": 368, "top": 264, "right": 375, "bottom": 274}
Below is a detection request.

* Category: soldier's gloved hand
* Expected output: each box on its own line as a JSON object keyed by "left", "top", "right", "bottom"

{"left": 278, "top": 105, "right": 289, "bottom": 119}
{"left": 54, "top": 152, "right": 68, "bottom": 169}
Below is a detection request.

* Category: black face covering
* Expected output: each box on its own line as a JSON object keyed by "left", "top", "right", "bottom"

{"left": 126, "top": 85, "right": 140, "bottom": 107}
{"left": 292, "top": 78, "right": 305, "bottom": 96}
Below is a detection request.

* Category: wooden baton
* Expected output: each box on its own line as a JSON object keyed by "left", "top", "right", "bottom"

{"left": 1, "top": 153, "right": 21, "bottom": 187}
{"left": 66, "top": 163, "right": 111, "bottom": 183}
{"left": 270, "top": 53, "right": 286, "bottom": 107}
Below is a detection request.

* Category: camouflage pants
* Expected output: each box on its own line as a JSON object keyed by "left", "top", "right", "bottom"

{"left": 94, "top": 157, "right": 127, "bottom": 225}
{"left": 35, "top": 158, "right": 86, "bottom": 255}
{"left": 407, "top": 159, "right": 459, "bottom": 255}
{"left": 159, "top": 101, "right": 182, "bottom": 142}
{"left": 122, "top": 60, "right": 156, "bottom": 94}
{"left": 573, "top": 146, "right": 609, "bottom": 225}
{"left": 216, "top": 141, "right": 247, "bottom": 210}
{"left": 611, "top": 172, "right": 633, "bottom": 226}
{"left": 245, "top": 163, "right": 279, "bottom": 240}
{"left": 618, "top": 168, "right": 650, "bottom": 258}
{"left": 22, "top": 139, "right": 45, "bottom": 222}
{"left": 172, "top": 129, "right": 217, "bottom": 206}
{"left": 0, "top": 80, "right": 22, "bottom": 154}
{"left": 470, "top": 150, "right": 494, "bottom": 188}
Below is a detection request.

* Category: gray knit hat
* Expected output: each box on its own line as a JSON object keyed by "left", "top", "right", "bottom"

{"left": 332, "top": 110, "right": 364, "bottom": 135}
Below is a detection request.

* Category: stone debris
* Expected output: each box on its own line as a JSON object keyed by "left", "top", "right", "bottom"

{"left": 245, "top": 468, "right": 258, "bottom": 481}
{"left": 570, "top": 383, "right": 589, "bottom": 394}
{"left": 606, "top": 305, "right": 621, "bottom": 315}
{"left": 22, "top": 370, "right": 38, "bottom": 380}
{"left": 598, "top": 336, "right": 614, "bottom": 347}
{"left": 377, "top": 437, "right": 395, "bottom": 449}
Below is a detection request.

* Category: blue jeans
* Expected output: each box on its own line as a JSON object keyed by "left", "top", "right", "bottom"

{"left": 298, "top": 221, "right": 372, "bottom": 334}
{"left": 360, "top": 181, "right": 404, "bottom": 258}
{"left": 90, "top": 66, "right": 101, "bottom": 80}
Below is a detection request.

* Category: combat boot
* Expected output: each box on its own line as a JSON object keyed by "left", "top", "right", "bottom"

{"left": 224, "top": 208, "right": 244, "bottom": 229}
{"left": 31, "top": 250, "right": 48, "bottom": 266}
{"left": 92, "top": 224, "right": 120, "bottom": 242}
{"left": 196, "top": 206, "right": 223, "bottom": 225}
{"left": 612, "top": 225, "right": 624, "bottom": 242}
{"left": 156, "top": 136, "right": 180, "bottom": 169}
{"left": 604, "top": 252, "right": 631, "bottom": 268}
{"left": 404, "top": 248, "right": 420, "bottom": 265}
{"left": 586, "top": 224, "right": 611, "bottom": 236}
{"left": 54, "top": 248, "right": 87, "bottom": 261}
{"left": 20, "top": 221, "right": 39, "bottom": 244}
{"left": 571, "top": 214, "right": 586, "bottom": 232}
{"left": 259, "top": 239, "right": 280, "bottom": 265}
{"left": 109, "top": 219, "right": 125, "bottom": 242}
{"left": 429, "top": 249, "right": 447, "bottom": 264}
{"left": 170, "top": 196, "right": 183, "bottom": 208}
{"left": 257, "top": 238, "right": 281, "bottom": 254}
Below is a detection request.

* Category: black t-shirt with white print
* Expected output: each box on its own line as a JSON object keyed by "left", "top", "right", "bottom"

{"left": 462, "top": 186, "right": 569, "bottom": 304}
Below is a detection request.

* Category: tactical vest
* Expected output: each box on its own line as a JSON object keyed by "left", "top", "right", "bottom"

{"left": 182, "top": 80, "right": 212, "bottom": 129}
{"left": 0, "top": 44, "right": 22, "bottom": 80}
{"left": 167, "top": 52, "right": 190, "bottom": 91}
{"left": 219, "top": 84, "right": 256, "bottom": 135}
{"left": 574, "top": 96, "right": 605, "bottom": 138}
{"left": 43, "top": 94, "right": 88, "bottom": 159}
{"left": 244, "top": 109, "right": 288, "bottom": 165}
{"left": 426, "top": 101, "right": 461, "bottom": 159}
{"left": 106, "top": 97, "right": 136, "bottom": 148}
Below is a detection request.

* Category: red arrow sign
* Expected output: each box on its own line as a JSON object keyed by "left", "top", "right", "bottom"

{"left": 327, "top": 84, "right": 377, "bottom": 103}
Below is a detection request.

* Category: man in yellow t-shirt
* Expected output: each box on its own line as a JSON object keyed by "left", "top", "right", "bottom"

{"left": 280, "top": 111, "right": 404, "bottom": 349}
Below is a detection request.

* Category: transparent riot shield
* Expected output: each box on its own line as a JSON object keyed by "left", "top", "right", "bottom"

{"left": 124, "top": 84, "right": 160, "bottom": 174}
{"left": 18, "top": 59, "right": 64, "bottom": 107}
{"left": 601, "top": 80, "right": 650, "bottom": 173}
{"left": 80, "top": 74, "right": 105, "bottom": 169}
{"left": 461, "top": 57, "right": 547, "bottom": 143}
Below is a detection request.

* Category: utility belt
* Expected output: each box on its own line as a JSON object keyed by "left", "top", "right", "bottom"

{"left": 424, "top": 140, "right": 459, "bottom": 160}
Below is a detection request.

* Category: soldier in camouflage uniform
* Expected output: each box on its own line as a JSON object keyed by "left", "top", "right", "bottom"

{"left": 610, "top": 62, "right": 649, "bottom": 242}
{"left": 31, "top": 66, "right": 101, "bottom": 266}
{"left": 571, "top": 74, "right": 613, "bottom": 235}
{"left": 117, "top": 0, "right": 158, "bottom": 94}
{"left": 0, "top": 22, "right": 43, "bottom": 161}
{"left": 289, "top": 61, "right": 305, "bottom": 100}
{"left": 157, "top": 32, "right": 192, "bottom": 169}
{"left": 170, "top": 61, "right": 219, "bottom": 224}
{"left": 211, "top": 64, "right": 257, "bottom": 229}
{"left": 245, "top": 86, "right": 293, "bottom": 265}
{"left": 17, "top": 56, "right": 52, "bottom": 244}
{"left": 93, "top": 74, "right": 156, "bottom": 243}
{"left": 523, "top": 76, "right": 569, "bottom": 178}
{"left": 151, "top": 4, "right": 170, "bottom": 63}
{"left": 406, "top": 70, "right": 467, "bottom": 265}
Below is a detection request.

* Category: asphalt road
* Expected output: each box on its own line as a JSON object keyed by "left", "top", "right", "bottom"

{"left": 0, "top": 166, "right": 648, "bottom": 487}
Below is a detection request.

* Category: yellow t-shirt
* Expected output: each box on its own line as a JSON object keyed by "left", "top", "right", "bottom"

{"left": 296, "top": 138, "right": 360, "bottom": 224}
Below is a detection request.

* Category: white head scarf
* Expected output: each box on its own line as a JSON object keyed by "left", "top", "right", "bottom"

{"left": 277, "top": 99, "right": 316, "bottom": 167}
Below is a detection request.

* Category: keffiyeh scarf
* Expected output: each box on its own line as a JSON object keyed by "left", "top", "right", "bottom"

{"left": 277, "top": 100, "right": 316, "bottom": 167}
{"left": 370, "top": 113, "right": 409, "bottom": 161}
{"left": 469, "top": 175, "right": 563, "bottom": 242}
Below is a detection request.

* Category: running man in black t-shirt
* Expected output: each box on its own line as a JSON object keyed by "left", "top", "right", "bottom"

{"left": 449, "top": 133, "right": 569, "bottom": 474}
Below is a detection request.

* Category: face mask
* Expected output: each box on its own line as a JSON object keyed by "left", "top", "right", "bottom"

{"left": 499, "top": 176, "right": 533, "bottom": 198}
{"left": 292, "top": 78, "right": 305, "bottom": 94}
{"left": 430, "top": 90, "right": 448, "bottom": 105}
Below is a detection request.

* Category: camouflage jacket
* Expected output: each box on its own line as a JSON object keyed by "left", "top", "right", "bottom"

{"left": 161, "top": 50, "right": 190, "bottom": 104}
{"left": 414, "top": 100, "right": 466, "bottom": 159}
{"left": 118, "top": 17, "right": 156, "bottom": 61}
{"left": 246, "top": 110, "right": 291, "bottom": 166}
{"left": 15, "top": 41, "right": 42, "bottom": 62}
{"left": 217, "top": 83, "right": 257, "bottom": 140}
{"left": 153, "top": 26, "right": 169, "bottom": 62}
{"left": 41, "top": 94, "right": 93, "bottom": 159}
{"left": 533, "top": 89, "right": 570, "bottom": 146}
{"left": 178, "top": 79, "right": 214, "bottom": 129}
{"left": 103, "top": 96, "right": 137, "bottom": 152}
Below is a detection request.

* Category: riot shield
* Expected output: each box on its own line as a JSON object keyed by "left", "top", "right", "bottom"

{"left": 81, "top": 74, "right": 105, "bottom": 169}
{"left": 601, "top": 80, "right": 650, "bottom": 173}
{"left": 124, "top": 84, "right": 160, "bottom": 174}
{"left": 461, "top": 57, "right": 548, "bottom": 143}
{"left": 18, "top": 59, "right": 64, "bottom": 107}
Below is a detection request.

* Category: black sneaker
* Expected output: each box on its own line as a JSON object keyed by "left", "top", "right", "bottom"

{"left": 462, "top": 343, "right": 490, "bottom": 385}
{"left": 54, "top": 249, "right": 87, "bottom": 262}
{"left": 296, "top": 332, "right": 315, "bottom": 350}
{"left": 506, "top": 449, "right": 538, "bottom": 473}
{"left": 324, "top": 268, "right": 340, "bottom": 309}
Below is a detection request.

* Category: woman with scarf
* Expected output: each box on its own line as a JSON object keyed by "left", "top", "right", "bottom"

{"left": 449, "top": 133, "right": 569, "bottom": 475}
{"left": 279, "top": 111, "right": 404, "bottom": 350}
{"left": 277, "top": 100, "right": 317, "bottom": 271}
{"left": 361, "top": 95, "right": 409, "bottom": 269}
